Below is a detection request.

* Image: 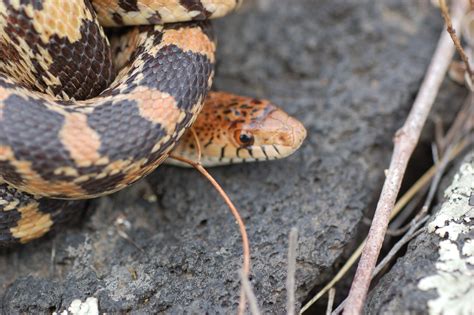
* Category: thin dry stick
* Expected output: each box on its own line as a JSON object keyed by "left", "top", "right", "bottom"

{"left": 241, "top": 271, "right": 261, "bottom": 315}
{"left": 386, "top": 187, "right": 428, "bottom": 236}
{"left": 287, "top": 228, "right": 298, "bottom": 315}
{"left": 333, "top": 138, "right": 470, "bottom": 315}
{"left": 372, "top": 218, "right": 428, "bottom": 278}
{"left": 326, "top": 288, "right": 336, "bottom": 315}
{"left": 184, "top": 127, "right": 248, "bottom": 313}
{"left": 440, "top": 0, "right": 474, "bottom": 80}
{"left": 299, "top": 141, "right": 468, "bottom": 314}
{"left": 332, "top": 216, "right": 429, "bottom": 315}
{"left": 419, "top": 141, "right": 465, "bottom": 220}
{"left": 168, "top": 155, "right": 251, "bottom": 314}
{"left": 439, "top": 94, "right": 474, "bottom": 153}
{"left": 189, "top": 127, "right": 202, "bottom": 162}
{"left": 387, "top": 98, "right": 472, "bottom": 236}
{"left": 299, "top": 161, "right": 436, "bottom": 313}
{"left": 343, "top": 2, "right": 468, "bottom": 313}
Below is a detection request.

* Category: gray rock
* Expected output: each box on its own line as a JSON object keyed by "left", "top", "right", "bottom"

{"left": 366, "top": 151, "right": 474, "bottom": 315}
{"left": 0, "top": 0, "right": 459, "bottom": 313}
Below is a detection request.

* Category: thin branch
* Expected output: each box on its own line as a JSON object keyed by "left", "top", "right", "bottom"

{"left": 189, "top": 127, "right": 202, "bottom": 162}
{"left": 332, "top": 216, "right": 429, "bottom": 315}
{"left": 343, "top": 1, "right": 468, "bottom": 313}
{"left": 115, "top": 214, "right": 145, "bottom": 253}
{"left": 299, "top": 140, "right": 467, "bottom": 314}
{"left": 326, "top": 288, "right": 336, "bottom": 315}
{"left": 386, "top": 188, "right": 427, "bottom": 236}
{"left": 438, "top": 94, "right": 474, "bottom": 154}
{"left": 440, "top": 0, "right": 474, "bottom": 80}
{"left": 287, "top": 228, "right": 298, "bottom": 315}
{"left": 168, "top": 154, "right": 250, "bottom": 314}
{"left": 299, "top": 157, "right": 438, "bottom": 313}
{"left": 241, "top": 271, "right": 261, "bottom": 315}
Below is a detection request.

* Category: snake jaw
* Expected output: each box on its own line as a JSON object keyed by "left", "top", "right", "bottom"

{"left": 241, "top": 106, "right": 307, "bottom": 160}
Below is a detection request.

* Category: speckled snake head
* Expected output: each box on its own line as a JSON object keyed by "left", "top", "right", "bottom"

{"left": 233, "top": 101, "right": 307, "bottom": 161}
{"left": 170, "top": 92, "right": 307, "bottom": 166}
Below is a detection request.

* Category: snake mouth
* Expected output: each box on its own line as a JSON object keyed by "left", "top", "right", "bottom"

{"left": 248, "top": 108, "right": 307, "bottom": 160}
{"left": 231, "top": 113, "right": 307, "bottom": 162}
{"left": 227, "top": 106, "right": 307, "bottom": 163}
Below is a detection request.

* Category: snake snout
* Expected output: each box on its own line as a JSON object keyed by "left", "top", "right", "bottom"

{"left": 265, "top": 109, "right": 307, "bottom": 151}
{"left": 287, "top": 114, "right": 307, "bottom": 150}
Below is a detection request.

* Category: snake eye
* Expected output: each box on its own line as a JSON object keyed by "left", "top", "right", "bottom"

{"left": 235, "top": 130, "right": 254, "bottom": 147}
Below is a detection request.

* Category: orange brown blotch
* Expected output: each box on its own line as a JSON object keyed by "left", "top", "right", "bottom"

{"left": 26, "top": 177, "right": 87, "bottom": 198}
{"left": 162, "top": 27, "right": 215, "bottom": 62}
{"left": 59, "top": 113, "right": 101, "bottom": 168}
{"left": 32, "top": 0, "right": 95, "bottom": 43}
{"left": 9, "top": 202, "right": 53, "bottom": 243}
{"left": 1, "top": 152, "right": 87, "bottom": 198}
{"left": 134, "top": 89, "right": 185, "bottom": 134}
{"left": 0, "top": 145, "right": 14, "bottom": 161}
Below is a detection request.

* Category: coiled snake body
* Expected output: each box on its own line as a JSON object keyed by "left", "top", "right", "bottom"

{"left": 0, "top": 0, "right": 306, "bottom": 246}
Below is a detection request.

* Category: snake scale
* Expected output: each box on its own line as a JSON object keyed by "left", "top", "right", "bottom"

{"left": 0, "top": 0, "right": 306, "bottom": 246}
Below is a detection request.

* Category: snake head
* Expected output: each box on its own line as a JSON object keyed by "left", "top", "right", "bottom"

{"left": 170, "top": 92, "right": 306, "bottom": 166}
{"left": 231, "top": 102, "right": 307, "bottom": 161}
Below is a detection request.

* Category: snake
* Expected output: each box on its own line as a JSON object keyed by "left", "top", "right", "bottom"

{"left": 0, "top": 0, "right": 306, "bottom": 247}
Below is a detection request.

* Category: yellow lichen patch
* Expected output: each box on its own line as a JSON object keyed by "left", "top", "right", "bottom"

{"left": 59, "top": 113, "right": 101, "bottom": 168}
{"left": 10, "top": 202, "right": 53, "bottom": 243}
{"left": 161, "top": 27, "right": 215, "bottom": 62}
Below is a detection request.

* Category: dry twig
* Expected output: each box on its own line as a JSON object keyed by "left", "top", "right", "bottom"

{"left": 241, "top": 271, "right": 261, "bottom": 315}
{"left": 440, "top": 0, "right": 474, "bottom": 81}
{"left": 332, "top": 216, "right": 429, "bottom": 315}
{"left": 287, "top": 228, "right": 298, "bottom": 315}
{"left": 299, "top": 158, "right": 438, "bottom": 313}
{"left": 385, "top": 184, "right": 428, "bottom": 236}
{"left": 333, "top": 133, "right": 472, "bottom": 314}
{"left": 326, "top": 288, "right": 336, "bottom": 315}
{"left": 343, "top": 1, "right": 469, "bottom": 313}
{"left": 168, "top": 154, "right": 251, "bottom": 314}
{"left": 300, "top": 141, "right": 467, "bottom": 314}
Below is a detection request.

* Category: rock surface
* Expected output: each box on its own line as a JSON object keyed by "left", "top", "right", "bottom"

{"left": 0, "top": 0, "right": 456, "bottom": 313}
{"left": 366, "top": 151, "right": 474, "bottom": 314}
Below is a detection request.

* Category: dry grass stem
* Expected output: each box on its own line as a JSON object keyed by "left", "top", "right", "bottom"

{"left": 287, "top": 228, "right": 298, "bottom": 315}
{"left": 241, "top": 271, "right": 261, "bottom": 315}
{"left": 331, "top": 216, "right": 429, "bottom": 315}
{"left": 440, "top": 0, "right": 473, "bottom": 80}
{"left": 189, "top": 127, "right": 202, "bottom": 162}
{"left": 300, "top": 139, "right": 469, "bottom": 314}
{"left": 168, "top": 155, "right": 251, "bottom": 315}
{"left": 326, "top": 288, "right": 336, "bottom": 315}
